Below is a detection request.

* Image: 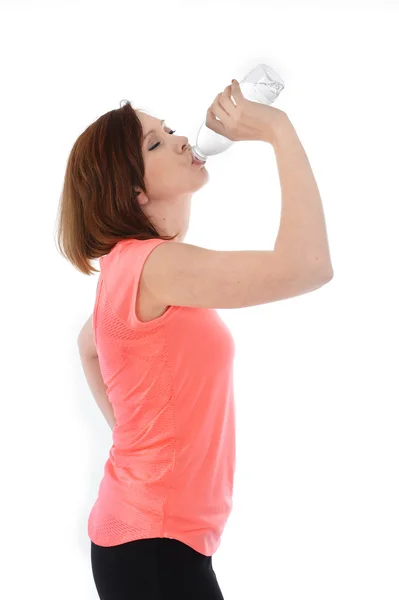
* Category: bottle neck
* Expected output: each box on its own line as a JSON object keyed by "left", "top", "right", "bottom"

{"left": 191, "top": 146, "right": 207, "bottom": 162}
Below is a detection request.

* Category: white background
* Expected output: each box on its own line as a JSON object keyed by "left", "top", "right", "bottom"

{"left": 1, "top": 1, "right": 398, "bottom": 598}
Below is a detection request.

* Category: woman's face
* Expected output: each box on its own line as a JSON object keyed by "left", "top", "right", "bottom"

{"left": 135, "top": 110, "right": 208, "bottom": 240}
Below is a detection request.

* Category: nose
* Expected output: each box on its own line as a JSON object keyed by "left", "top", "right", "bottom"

{"left": 176, "top": 133, "right": 191, "bottom": 154}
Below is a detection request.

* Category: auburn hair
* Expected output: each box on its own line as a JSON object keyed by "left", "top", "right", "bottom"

{"left": 54, "top": 100, "right": 179, "bottom": 276}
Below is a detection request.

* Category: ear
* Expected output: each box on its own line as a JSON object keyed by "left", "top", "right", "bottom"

{"left": 135, "top": 189, "right": 149, "bottom": 206}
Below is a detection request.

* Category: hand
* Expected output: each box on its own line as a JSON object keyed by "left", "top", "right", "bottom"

{"left": 205, "top": 79, "right": 288, "bottom": 145}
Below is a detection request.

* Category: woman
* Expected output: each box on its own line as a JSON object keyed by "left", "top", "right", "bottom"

{"left": 56, "top": 80, "right": 333, "bottom": 599}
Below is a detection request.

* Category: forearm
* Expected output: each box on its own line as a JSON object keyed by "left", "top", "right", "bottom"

{"left": 271, "top": 117, "right": 334, "bottom": 278}
{"left": 78, "top": 354, "right": 116, "bottom": 431}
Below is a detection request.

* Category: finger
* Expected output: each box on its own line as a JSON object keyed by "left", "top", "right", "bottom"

{"left": 210, "top": 99, "right": 230, "bottom": 125}
{"left": 219, "top": 85, "right": 236, "bottom": 116}
{"left": 212, "top": 92, "right": 231, "bottom": 118}
{"left": 231, "top": 78, "right": 244, "bottom": 97}
{"left": 206, "top": 107, "right": 226, "bottom": 135}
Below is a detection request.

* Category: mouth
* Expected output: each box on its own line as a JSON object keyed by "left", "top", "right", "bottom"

{"left": 191, "top": 152, "right": 206, "bottom": 166}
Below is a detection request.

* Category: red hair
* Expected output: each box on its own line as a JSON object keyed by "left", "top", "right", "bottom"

{"left": 54, "top": 100, "right": 178, "bottom": 276}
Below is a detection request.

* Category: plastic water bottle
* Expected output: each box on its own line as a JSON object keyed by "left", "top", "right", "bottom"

{"left": 191, "top": 64, "right": 285, "bottom": 164}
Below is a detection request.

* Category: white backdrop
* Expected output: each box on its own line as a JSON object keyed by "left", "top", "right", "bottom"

{"left": 1, "top": 1, "right": 398, "bottom": 598}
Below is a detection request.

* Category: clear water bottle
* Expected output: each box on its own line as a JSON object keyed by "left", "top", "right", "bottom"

{"left": 191, "top": 63, "right": 285, "bottom": 164}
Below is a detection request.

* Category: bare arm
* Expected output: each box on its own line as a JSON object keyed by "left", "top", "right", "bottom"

{"left": 77, "top": 318, "right": 115, "bottom": 431}
{"left": 77, "top": 314, "right": 98, "bottom": 358}
{"left": 78, "top": 352, "right": 116, "bottom": 431}
{"left": 271, "top": 117, "right": 334, "bottom": 276}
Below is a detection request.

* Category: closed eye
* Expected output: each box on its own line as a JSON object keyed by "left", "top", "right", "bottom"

{"left": 149, "top": 130, "right": 176, "bottom": 151}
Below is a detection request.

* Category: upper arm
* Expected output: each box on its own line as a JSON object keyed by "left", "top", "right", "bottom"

{"left": 142, "top": 241, "right": 332, "bottom": 310}
{"left": 77, "top": 314, "right": 98, "bottom": 357}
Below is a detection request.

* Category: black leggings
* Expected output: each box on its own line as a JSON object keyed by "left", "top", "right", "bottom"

{"left": 91, "top": 537, "right": 225, "bottom": 599}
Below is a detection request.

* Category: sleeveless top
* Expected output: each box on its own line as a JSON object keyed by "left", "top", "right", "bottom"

{"left": 87, "top": 237, "right": 236, "bottom": 556}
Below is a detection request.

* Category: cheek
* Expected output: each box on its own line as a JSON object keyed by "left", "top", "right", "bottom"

{"left": 146, "top": 158, "right": 191, "bottom": 190}
{"left": 157, "top": 161, "right": 188, "bottom": 182}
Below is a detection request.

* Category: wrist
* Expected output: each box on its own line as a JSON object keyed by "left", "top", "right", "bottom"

{"left": 269, "top": 114, "right": 294, "bottom": 147}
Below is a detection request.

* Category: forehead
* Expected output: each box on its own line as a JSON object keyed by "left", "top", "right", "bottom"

{"left": 137, "top": 111, "right": 162, "bottom": 129}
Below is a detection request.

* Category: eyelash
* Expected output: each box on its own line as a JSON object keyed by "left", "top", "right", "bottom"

{"left": 149, "top": 130, "right": 176, "bottom": 151}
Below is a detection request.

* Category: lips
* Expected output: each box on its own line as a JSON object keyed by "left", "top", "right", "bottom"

{"left": 191, "top": 153, "right": 206, "bottom": 165}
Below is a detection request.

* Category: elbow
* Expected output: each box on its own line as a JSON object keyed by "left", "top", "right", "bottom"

{"left": 320, "top": 268, "right": 334, "bottom": 281}
{"left": 311, "top": 259, "right": 334, "bottom": 282}
{"left": 300, "top": 265, "right": 334, "bottom": 287}
{"left": 315, "top": 268, "right": 334, "bottom": 286}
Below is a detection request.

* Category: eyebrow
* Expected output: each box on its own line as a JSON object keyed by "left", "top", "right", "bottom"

{"left": 143, "top": 119, "right": 166, "bottom": 141}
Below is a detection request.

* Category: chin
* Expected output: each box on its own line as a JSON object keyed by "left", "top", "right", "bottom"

{"left": 195, "top": 167, "right": 209, "bottom": 186}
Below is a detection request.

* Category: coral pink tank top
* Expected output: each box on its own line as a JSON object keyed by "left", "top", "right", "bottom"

{"left": 88, "top": 238, "right": 236, "bottom": 556}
